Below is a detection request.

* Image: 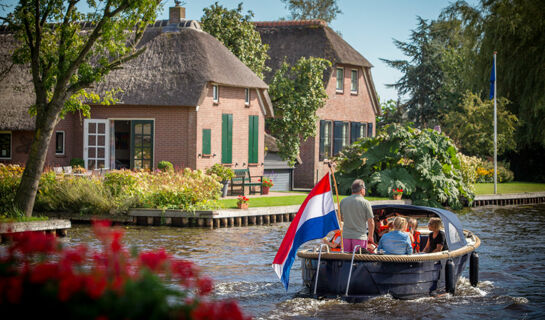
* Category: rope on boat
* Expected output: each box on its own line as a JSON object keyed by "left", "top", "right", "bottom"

{"left": 297, "top": 235, "right": 481, "bottom": 263}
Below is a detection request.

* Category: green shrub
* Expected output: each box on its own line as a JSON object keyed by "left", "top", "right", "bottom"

{"left": 0, "top": 164, "right": 24, "bottom": 215}
{"left": 476, "top": 160, "right": 514, "bottom": 183}
{"left": 206, "top": 163, "right": 235, "bottom": 182}
{"left": 157, "top": 161, "right": 173, "bottom": 172}
{"left": 70, "top": 158, "right": 84, "bottom": 168}
{"left": 335, "top": 124, "right": 474, "bottom": 209}
{"left": 458, "top": 153, "right": 482, "bottom": 185}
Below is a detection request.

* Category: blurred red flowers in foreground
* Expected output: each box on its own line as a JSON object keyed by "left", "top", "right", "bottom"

{"left": 0, "top": 220, "right": 250, "bottom": 319}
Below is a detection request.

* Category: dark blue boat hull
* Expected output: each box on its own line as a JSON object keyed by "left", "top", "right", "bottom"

{"left": 301, "top": 253, "right": 469, "bottom": 300}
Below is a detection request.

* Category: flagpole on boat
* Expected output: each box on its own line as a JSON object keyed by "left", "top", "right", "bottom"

{"left": 326, "top": 161, "right": 343, "bottom": 252}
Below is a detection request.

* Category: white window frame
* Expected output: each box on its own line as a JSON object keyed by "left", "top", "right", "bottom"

{"left": 213, "top": 85, "right": 219, "bottom": 103}
{"left": 351, "top": 69, "right": 358, "bottom": 94}
{"left": 336, "top": 67, "right": 344, "bottom": 93}
{"left": 245, "top": 88, "right": 250, "bottom": 106}
{"left": 55, "top": 130, "right": 65, "bottom": 155}
{"left": 0, "top": 131, "right": 12, "bottom": 159}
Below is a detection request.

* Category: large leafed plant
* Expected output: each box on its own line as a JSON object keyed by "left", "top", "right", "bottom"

{"left": 335, "top": 124, "right": 474, "bottom": 209}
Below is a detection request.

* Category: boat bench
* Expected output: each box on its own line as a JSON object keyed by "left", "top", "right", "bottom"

{"left": 230, "top": 169, "right": 263, "bottom": 196}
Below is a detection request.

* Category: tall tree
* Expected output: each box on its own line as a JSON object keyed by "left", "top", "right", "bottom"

{"left": 201, "top": 2, "right": 269, "bottom": 79}
{"left": 267, "top": 57, "right": 331, "bottom": 166}
{"left": 281, "top": 0, "right": 341, "bottom": 23}
{"left": 1, "top": 0, "right": 161, "bottom": 217}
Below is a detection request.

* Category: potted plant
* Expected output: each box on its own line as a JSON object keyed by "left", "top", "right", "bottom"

{"left": 392, "top": 188, "right": 404, "bottom": 200}
{"left": 206, "top": 164, "right": 235, "bottom": 197}
{"left": 261, "top": 177, "right": 274, "bottom": 195}
{"left": 237, "top": 196, "right": 249, "bottom": 209}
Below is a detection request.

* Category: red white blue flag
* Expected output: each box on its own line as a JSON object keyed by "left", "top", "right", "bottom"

{"left": 272, "top": 173, "right": 340, "bottom": 290}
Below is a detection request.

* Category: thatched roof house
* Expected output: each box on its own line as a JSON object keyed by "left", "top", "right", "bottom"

{"left": 0, "top": 21, "right": 272, "bottom": 131}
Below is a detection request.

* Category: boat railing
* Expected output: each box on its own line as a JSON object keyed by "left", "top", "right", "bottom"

{"left": 345, "top": 245, "right": 361, "bottom": 296}
{"left": 313, "top": 244, "right": 329, "bottom": 295}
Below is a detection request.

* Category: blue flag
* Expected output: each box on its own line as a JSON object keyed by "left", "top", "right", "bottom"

{"left": 489, "top": 58, "right": 495, "bottom": 100}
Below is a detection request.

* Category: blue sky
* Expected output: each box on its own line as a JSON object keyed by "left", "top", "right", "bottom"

{"left": 1, "top": 0, "right": 480, "bottom": 102}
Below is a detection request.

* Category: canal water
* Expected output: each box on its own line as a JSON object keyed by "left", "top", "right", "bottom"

{"left": 65, "top": 204, "right": 545, "bottom": 319}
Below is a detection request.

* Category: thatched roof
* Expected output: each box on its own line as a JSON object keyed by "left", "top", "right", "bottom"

{"left": 255, "top": 20, "right": 372, "bottom": 82}
{"left": 255, "top": 20, "right": 380, "bottom": 115}
{"left": 0, "top": 22, "right": 271, "bottom": 130}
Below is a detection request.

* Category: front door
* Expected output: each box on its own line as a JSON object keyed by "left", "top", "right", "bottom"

{"left": 131, "top": 120, "right": 153, "bottom": 169}
{"left": 83, "top": 119, "right": 110, "bottom": 170}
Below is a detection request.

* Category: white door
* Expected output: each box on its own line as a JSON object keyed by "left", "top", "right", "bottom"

{"left": 83, "top": 119, "right": 109, "bottom": 170}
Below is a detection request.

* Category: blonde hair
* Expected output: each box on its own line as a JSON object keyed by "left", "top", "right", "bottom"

{"left": 408, "top": 218, "right": 418, "bottom": 229}
{"left": 392, "top": 217, "right": 407, "bottom": 231}
{"left": 428, "top": 217, "right": 442, "bottom": 231}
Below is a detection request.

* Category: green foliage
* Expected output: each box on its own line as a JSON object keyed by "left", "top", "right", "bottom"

{"left": 376, "top": 99, "right": 405, "bottom": 128}
{"left": 458, "top": 153, "right": 481, "bottom": 185}
{"left": 206, "top": 163, "right": 235, "bottom": 182}
{"left": 476, "top": 160, "right": 514, "bottom": 183}
{"left": 157, "top": 161, "right": 174, "bottom": 172}
{"left": 442, "top": 91, "right": 518, "bottom": 157}
{"left": 70, "top": 158, "right": 85, "bottom": 168}
{"left": 281, "top": 0, "right": 342, "bottom": 23}
{"left": 201, "top": 2, "right": 270, "bottom": 79}
{"left": 335, "top": 124, "right": 474, "bottom": 209}
{"left": 0, "top": 164, "right": 23, "bottom": 215}
{"left": 267, "top": 57, "right": 331, "bottom": 166}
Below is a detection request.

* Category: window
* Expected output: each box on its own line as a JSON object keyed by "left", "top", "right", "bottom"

{"left": 351, "top": 69, "right": 358, "bottom": 94}
{"left": 131, "top": 120, "right": 153, "bottom": 169}
{"left": 367, "top": 122, "right": 374, "bottom": 137}
{"left": 350, "top": 122, "right": 361, "bottom": 143}
{"left": 221, "top": 114, "right": 233, "bottom": 164}
{"left": 248, "top": 115, "right": 258, "bottom": 163}
{"left": 0, "top": 131, "right": 11, "bottom": 159}
{"left": 360, "top": 122, "right": 368, "bottom": 138}
{"left": 245, "top": 88, "right": 250, "bottom": 106}
{"left": 213, "top": 85, "right": 219, "bottom": 103}
{"left": 55, "top": 131, "right": 65, "bottom": 155}
{"left": 333, "top": 121, "right": 349, "bottom": 155}
{"left": 319, "top": 120, "right": 332, "bottom": 161}
{"left": 336, "top": 68, "right": 344, "bottom": 92}
{"left": 202, "top": 129, "right": 211, "bottom": 156}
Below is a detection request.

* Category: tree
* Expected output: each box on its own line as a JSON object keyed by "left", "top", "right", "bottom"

{"left": 442, "top": 91, "right": 518, "bottom": 158}
{"left": 281, "top": 0, "right": 341, "bottom": 23}
{"left": 201, "top": 2, "right": 269, "bottom": 79}
{"left": 376, "top": 99, "right": 405, "bottom": 129}
{"left": 267, "top": 57, "right": 331, "bottom": 166}
{"left": 1, "top": 0, "right": 161, "bottom": 216}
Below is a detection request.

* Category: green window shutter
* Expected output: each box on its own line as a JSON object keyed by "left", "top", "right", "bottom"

{"left": 202, "top": 129, "right": 211, "bottom": 155}
{"left": 248, "top": 115, "right": 258, "bottom": 163}
{"left": 222, "top": 114, "right": 232, "bottom": 163}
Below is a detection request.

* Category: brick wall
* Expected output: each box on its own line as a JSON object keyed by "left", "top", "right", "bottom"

{"left": 293, "top": 64, "right": 377, "bottom": 188}
{"left": 196, "top": 84, "right": 265, "bottom": 178}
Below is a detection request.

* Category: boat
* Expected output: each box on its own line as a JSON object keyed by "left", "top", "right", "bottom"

{"left": 297, "top": 204, "right": 481, "bottom": 300}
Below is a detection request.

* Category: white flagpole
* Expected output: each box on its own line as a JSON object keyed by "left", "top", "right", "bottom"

{"left": 493, "top": 51, "right": 497, "bottom": 194}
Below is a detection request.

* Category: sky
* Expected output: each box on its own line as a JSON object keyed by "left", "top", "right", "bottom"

{"left": 1, "top": 0, "right": 480, "bottom": 102}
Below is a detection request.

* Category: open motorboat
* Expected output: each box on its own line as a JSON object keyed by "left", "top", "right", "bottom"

{"left": 297, "top": 204, "right": 481, "bottom": 300}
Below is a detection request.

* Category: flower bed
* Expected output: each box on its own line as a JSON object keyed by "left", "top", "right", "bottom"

{"left": 0, "top": 220, "right": 249, "bottom": 319}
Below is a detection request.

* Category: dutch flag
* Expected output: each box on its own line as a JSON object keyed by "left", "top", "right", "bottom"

{"left": 272, "top": 173, "right": 340, "bottom": 290}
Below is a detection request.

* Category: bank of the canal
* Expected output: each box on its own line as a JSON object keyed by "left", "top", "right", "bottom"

{"left": 61, "top": 203, "right": 545, "bottom": 319}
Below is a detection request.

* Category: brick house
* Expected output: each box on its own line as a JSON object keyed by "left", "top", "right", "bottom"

{"left": 0, "top": 6, "right": 273, "bottom": 178}
{"left": 255, "top": 20, "right": 380, "bottom": 188}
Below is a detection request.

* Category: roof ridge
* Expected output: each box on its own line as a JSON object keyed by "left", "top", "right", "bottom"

{"left": 253, "top": 20, "right": 327, "bottom": 28}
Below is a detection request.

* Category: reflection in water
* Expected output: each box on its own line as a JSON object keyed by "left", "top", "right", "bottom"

{"left": 65, "top": 204, "right": 545, "bottom": 319}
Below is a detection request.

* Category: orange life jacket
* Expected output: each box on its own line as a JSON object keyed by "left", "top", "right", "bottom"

{"left": 330, "top": 230, "right": 342, "bottom": 252}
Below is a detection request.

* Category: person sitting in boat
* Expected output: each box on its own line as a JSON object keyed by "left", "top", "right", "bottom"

{"left": 373, "top": 216, "right": 390, "bottom": 243}
{"left": 340, "top": 179, "right": 375, "bottom": 253}
{"left": 377, "top": 217, "right": 412, "bottom": 255}
{"left": 322, "top": 229, "right": 342, "bottom": 252}
{"left": 407, "top": 218, "right": 421, "bottom": 253}
{"left": 423, "top": 217, "right": 449, "bottom": 253}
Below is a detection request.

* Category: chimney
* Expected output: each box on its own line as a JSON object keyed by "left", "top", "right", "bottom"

{"left": 169, "top": 1, "right": 186, "bottom": 24}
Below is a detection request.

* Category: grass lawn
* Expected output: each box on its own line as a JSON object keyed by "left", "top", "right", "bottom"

{"left": 217, "top": 195, "right": 388, "bottom": 209}
{"left": 473, "top": 182, "right": 545, "bottom": 195}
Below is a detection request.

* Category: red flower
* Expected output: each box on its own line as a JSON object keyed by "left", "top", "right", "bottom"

{"left": 110, "top": 229, "right": 124, "bottom": 253}
{"left": 58, "top": 274, "right": 85, "bottom": 302}
{"left": 197, "top": 277, "right": 214, "bottom": 296}
{"left": 6, "top": 277, "right": 23, "bottom": 304}
{"left": 84, "top": 274, "right": 107, "bottom": 299}
{"left": 171, "top": 260, "right": 196, "bottom": 285}
{"left": 30, "top": 263, "right": 58, "bottom": 283}
{"left": 139, "top": 249, "right": 169, "bottom": 272}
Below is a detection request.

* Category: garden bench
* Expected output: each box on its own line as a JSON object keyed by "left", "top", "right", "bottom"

{"left": 230, "top": 168, "right": 263, "bottom": 196}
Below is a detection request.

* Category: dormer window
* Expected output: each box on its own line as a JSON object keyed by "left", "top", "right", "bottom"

{"left": 213, "top": 85, "right": 219, "bottom": 103}
{"left": 336, "top": 67, "right": 344, "bottom": 93}
{"left": 245, "top": 88, "right": 250, "bottom": 106}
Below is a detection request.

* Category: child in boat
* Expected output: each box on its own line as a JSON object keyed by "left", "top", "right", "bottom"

{"left": 407, "top": 218, "right": 421, "bottom": 253}
{"left": 377, "top": 217, "right": 412, "bottom": 255}
{"left": 423, "top": 217, "right": 449, "bottom": 253}
{"left": 322, "top": 229, "right": 342, "bottom": 252}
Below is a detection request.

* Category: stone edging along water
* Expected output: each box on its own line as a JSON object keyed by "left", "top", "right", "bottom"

{"left": 0, "top": 219, "right": 71, "bottom": 238}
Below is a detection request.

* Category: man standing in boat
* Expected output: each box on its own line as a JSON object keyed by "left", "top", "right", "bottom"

{"left": 340, "top": 179, "right": 375, "bottom": 252}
